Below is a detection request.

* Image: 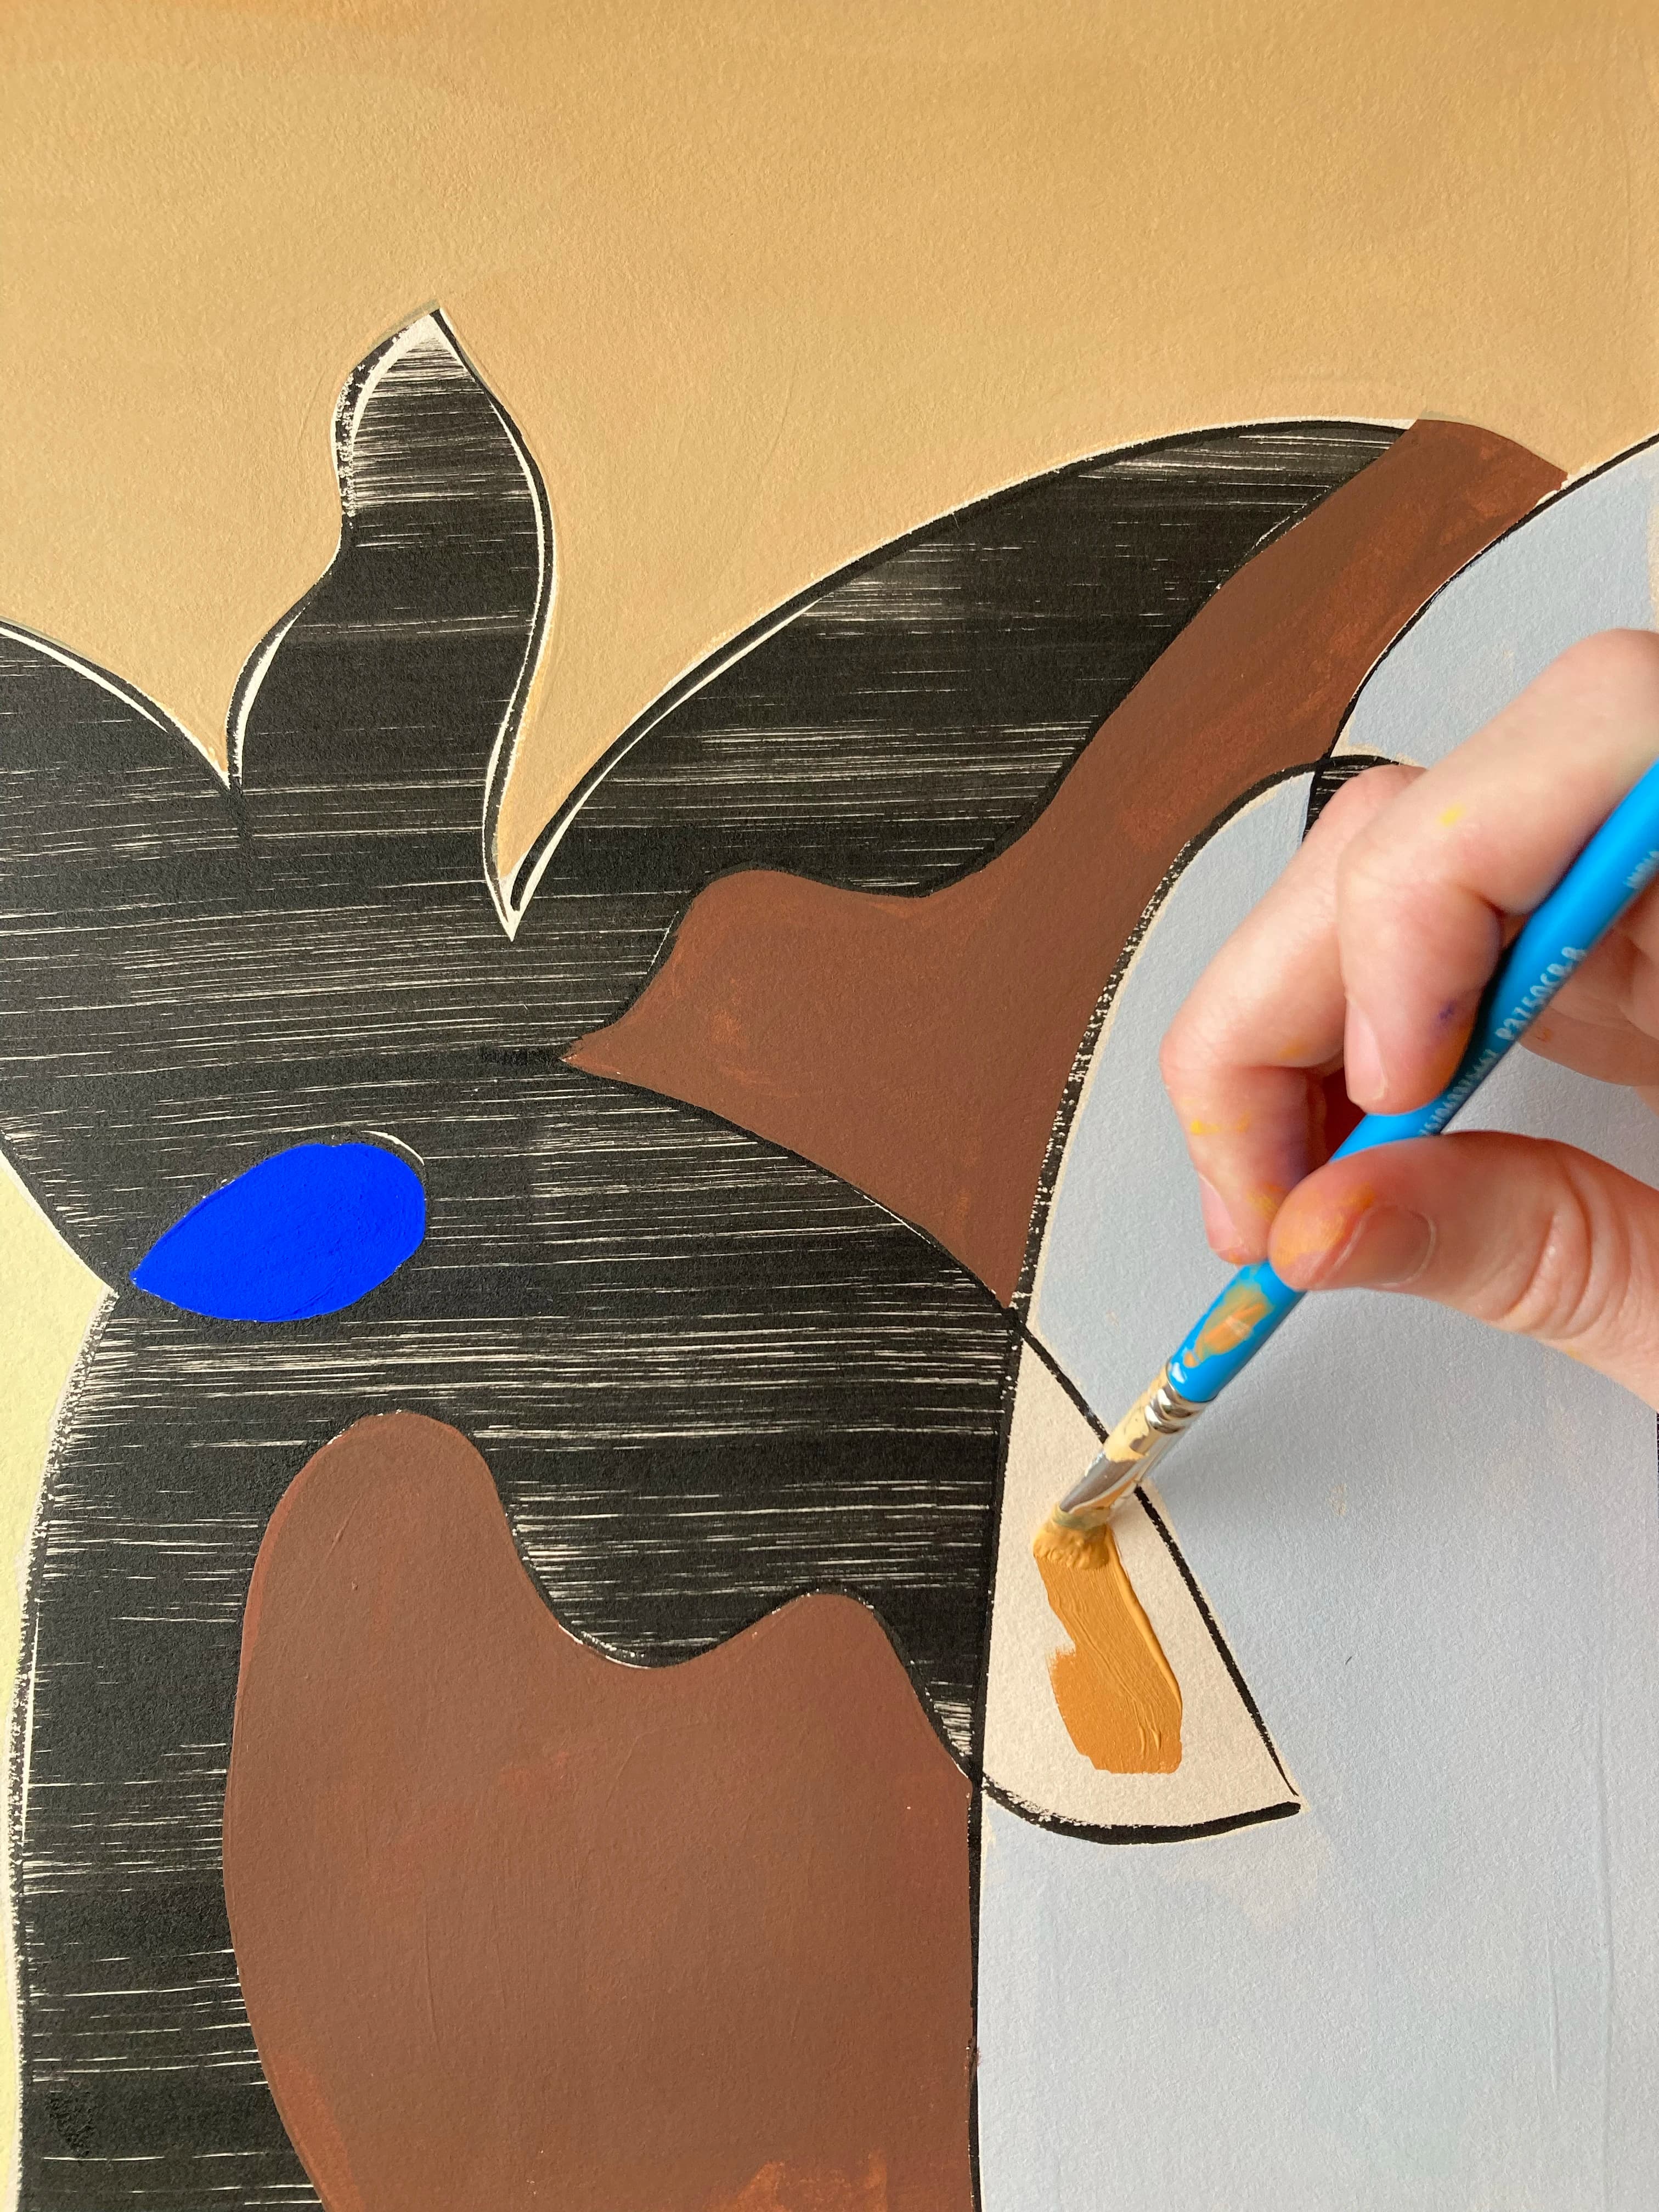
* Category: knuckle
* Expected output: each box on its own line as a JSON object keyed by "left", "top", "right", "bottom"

{"left": 1488, "top": 1148, "right": 1631, "bottom": 1348}
{"left": 1334, "top": 824, "right": 1407, "bottom": 914}
{"left": 1158, "top": 1019, "right": 1203, "bottom": 1096}
{"left": 1550, "top": 628, "right": 1659, "bottom": 721}
{"left": 1308, "top": 763, "right": 1417, "bottom": 847}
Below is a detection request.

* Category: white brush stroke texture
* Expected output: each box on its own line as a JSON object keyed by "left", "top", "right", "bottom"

{"left": 981, "top": 659, "right": 1659, "bottom": 2200}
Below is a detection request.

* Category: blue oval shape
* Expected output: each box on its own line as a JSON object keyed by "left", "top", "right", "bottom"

{"left": 131, "top": 1143, "right": 425, "bottom": 1322}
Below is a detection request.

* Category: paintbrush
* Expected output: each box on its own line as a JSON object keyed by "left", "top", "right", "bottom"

{"left": 1053, "top": 754, "right": 1659, "bottom": 1530}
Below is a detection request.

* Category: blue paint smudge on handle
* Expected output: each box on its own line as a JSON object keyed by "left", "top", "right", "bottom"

{"left": 132, "top": 1143, "right": 426, "bottom": 1322}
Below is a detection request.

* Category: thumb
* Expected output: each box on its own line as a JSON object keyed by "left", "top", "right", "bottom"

{"left": 1267, "top": 1132, "right": 1659, "bottom": 1407}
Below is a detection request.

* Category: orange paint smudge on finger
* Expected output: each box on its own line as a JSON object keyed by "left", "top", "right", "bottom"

{"left": 1243, "top": 1181, "right": 1289, "bottom": 1221}
{"left": 1031, "top": 1517, "right": 1182, "bottom": 1773}
{"left": 1189, "top": 1276, "right": 1274, "bottom": 1362}
{"left": 1273, "top": 1182, "right": 1378, "bottom": 1275}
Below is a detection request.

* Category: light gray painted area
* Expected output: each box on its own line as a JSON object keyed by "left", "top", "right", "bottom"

{"left": 1029, "top": 772, "right": 1316, "bottom": 1405}
{"left": 985, "top": 759, "right": 1659, "bottom": 2206}
{"left": 1336, "top": 439, "right": 1659, "bottom": 765}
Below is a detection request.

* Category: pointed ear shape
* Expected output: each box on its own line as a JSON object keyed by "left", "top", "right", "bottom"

{"left": 232, "top": 310, "right": 553, "bottom": 931}
{"left": 504, "top": 422, "right": 1410, "bottom": 934}
{"left": 0, "top": 622, "right": 247, "bottom": 1272}
{"left": 0, "top": 312, "right": 556, "bottom": 1281}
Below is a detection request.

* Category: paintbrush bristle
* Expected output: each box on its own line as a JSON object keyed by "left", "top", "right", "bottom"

{"left": 1052, "top": 1364, "right": 1201, "bottom": 1526}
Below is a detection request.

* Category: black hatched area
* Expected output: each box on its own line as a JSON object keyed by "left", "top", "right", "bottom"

{"left": 0, "top": 308, "right": 1396, "bottom": 2206}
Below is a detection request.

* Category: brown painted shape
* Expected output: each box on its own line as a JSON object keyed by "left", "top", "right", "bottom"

{"left": 567, "top": 421, "right": 1561, "bottom": 1303}
{"left": 224, "top": 1414, "right": 974, "bottom": 2212}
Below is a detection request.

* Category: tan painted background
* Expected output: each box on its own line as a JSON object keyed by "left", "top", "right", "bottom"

{"left": 3, "top": 0, "right": 1659, "bottom": 2174}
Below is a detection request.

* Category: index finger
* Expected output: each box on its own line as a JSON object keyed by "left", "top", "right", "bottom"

{"left": 1160, "top": 764, "right": 1415, "bottom": 1263}
{"left": 1335, "top": 629, "right": 1659, "bottom": 1114}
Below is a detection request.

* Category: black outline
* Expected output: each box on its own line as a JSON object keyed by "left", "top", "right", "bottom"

{"left": 970, "top": 1337, "right": 1300, "bottom": 1849}
{"left": 1011, "top": 764, "right": 1325, "bottom": 1325}
{"left": 0, "top": 621, "right": 246, "bottom": 1276}
{"left": 979, "top": 1787, "right": 1301, "bottom": 1851}
{"left": 1302, "top": 751, "right": 1396, "bottom": 838}
{"left": 965, "top": 405, "right": 1648, "bottom": 1852}
{"left": 17, "top": 381, "right": 1609, "bottom": 2197}
{"left": 1017, "top": 1322, "right": 1290, "bottom": 1797}
{"left": 1323, "top": 426, "right": 1659, "bottom": 760}
{"left": 1137, "top": 1485, "right": 1297, "bottom": 1798}
{"left": 0, "top": 622, "right": 229, "bottom": 791}
{"left": 225, "top": 307, "right": 555, "bottom": 938}
{"left": 506, "top": 419, "right": 1405, "bottom": 917}
{"left": 5, "top": 1287, "right": 118, "bottom": 2165}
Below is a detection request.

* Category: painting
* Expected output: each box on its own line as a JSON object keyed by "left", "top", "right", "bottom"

{"left": 4, "top": 5, "right": 1659, "bottom": 2205}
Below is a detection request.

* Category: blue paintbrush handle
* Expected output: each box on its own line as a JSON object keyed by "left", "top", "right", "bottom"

{"left": 1163, "top": 756, "right": 1659, "bottom": 1404}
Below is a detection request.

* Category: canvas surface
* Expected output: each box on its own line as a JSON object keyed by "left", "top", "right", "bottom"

{"left": 6, "top": 4, "right": 1659, "bottom": 2203}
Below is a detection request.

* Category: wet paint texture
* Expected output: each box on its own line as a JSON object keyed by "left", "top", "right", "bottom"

{"left": 1188, "top": 1278, "right": 1276, "bottom": 1365}
{"left": 987, "top": 761, "right": 1659, "bottom": 2200}
{"left": 567, "top": 422, "right": 1560, "bottom": 1303}
{"left": 130, "top": 1142, "right": 425, "bottom": 1321}
{"left": 1032, "top": 1515, "right": 1183, "bottom": 1773}
{"left": 223, "top": 1415, "right": 974, "bottom": 2212}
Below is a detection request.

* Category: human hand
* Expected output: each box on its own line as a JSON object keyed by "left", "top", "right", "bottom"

{"left": 1159, "top": 629, "right": 1659, "bottom": 1407}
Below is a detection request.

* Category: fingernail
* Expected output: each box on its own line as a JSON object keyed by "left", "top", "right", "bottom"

{"left": 1197, "top": 1176, "right": 1244, "bottom": 1257}
{"left": 1344, "top": 1006, "right": 1386, "bottom": 1105}
{"left": 1281, "top": 1198, "right": 1435, "bottom": 1290}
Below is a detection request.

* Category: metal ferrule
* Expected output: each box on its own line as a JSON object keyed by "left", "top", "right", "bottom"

{"left": 1141, "top": 1377, "right": 1204, "bottom": 1438}
{"left": 1055, "top": 1375, "right": 1205, "bottom": 1524}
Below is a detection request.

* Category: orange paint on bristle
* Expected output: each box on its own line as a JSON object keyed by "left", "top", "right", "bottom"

{"left": 1031, "top": 1514, "right": 1182, "bottom": 1774}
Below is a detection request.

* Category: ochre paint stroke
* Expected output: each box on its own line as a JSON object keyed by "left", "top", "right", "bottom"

{"left": 223, "top": 1414, "right": 974, "bottom": 2212}
{"left": 566, "top": 422, "right": 1561, "bottom": 1302}
{"left": 1032, "top": 1514, "right": 1183, "bottom": 1773}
